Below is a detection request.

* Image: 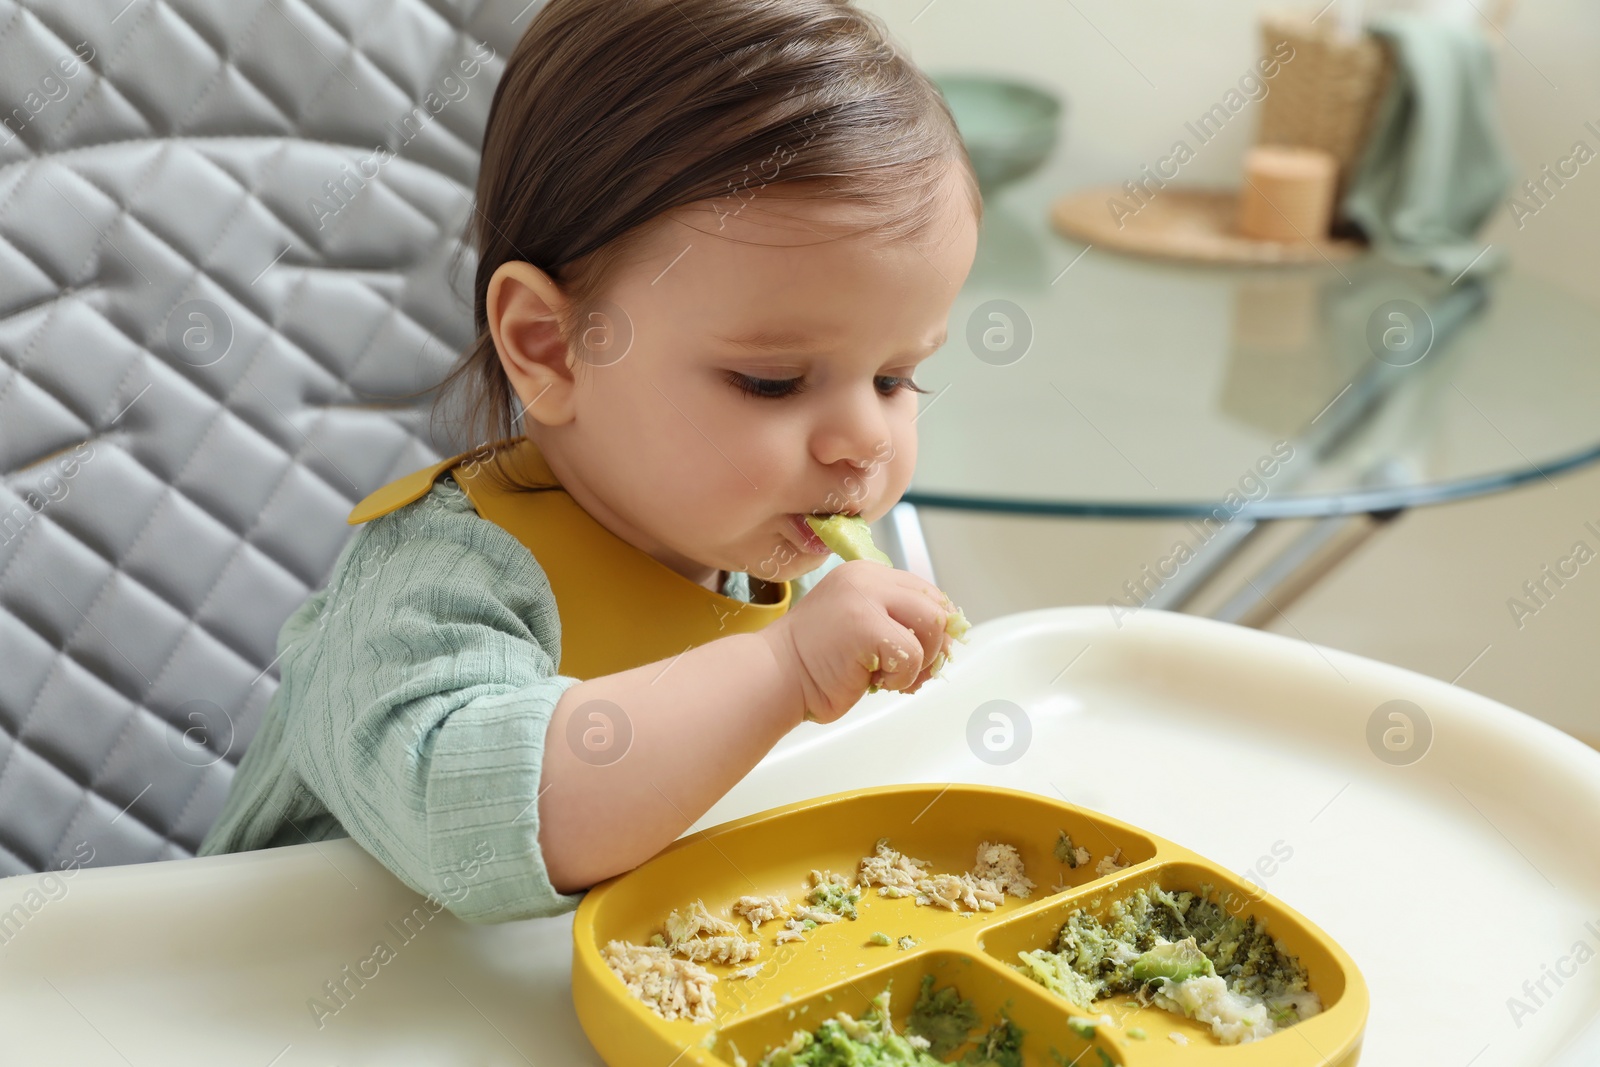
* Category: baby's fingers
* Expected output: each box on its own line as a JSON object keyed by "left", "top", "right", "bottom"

{"left": 903, "top": 631, "right": 954, "bottom": 694}
{"left": 868, "top": 626, "right": 926, "bottom": 693}
{"left": 884, "top": 584, "right": 952, "bottom": 678}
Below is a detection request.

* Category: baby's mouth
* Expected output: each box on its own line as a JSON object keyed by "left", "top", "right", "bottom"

{"left": 786, "top": 513, "right": 833, "bottom": 554}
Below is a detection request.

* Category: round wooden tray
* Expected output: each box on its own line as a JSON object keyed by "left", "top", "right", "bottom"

{"left": 1050, "top": 185, "right": 1364, "bottom": 265}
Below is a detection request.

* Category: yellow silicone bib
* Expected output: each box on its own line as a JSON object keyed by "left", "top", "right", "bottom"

{"left": 348, "top": 437, "right": 791, "bottom": 680}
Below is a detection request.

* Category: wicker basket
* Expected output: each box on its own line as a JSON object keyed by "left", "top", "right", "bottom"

{"left": 1255, "top": 9, "right": 1396, "bottom": 192}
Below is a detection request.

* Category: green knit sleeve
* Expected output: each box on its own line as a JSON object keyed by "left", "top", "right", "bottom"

{"left": 287, "top": 479, "right": 587, "bottom": 922}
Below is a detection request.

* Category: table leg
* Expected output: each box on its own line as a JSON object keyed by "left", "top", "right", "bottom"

{"left": 1209, "top": 509, "right": 1404, "bottom": 627}
{"left": 1139, "top": 517, "right": 1266, "bottom": 614}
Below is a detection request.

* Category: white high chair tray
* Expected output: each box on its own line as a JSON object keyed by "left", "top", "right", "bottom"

{"left": 0, "top": 608, "right": 1595, "bottom": 1066}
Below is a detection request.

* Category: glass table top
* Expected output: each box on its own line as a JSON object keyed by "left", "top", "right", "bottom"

{"left": 907, "top": 159, "right": 1600, "bottom": 520}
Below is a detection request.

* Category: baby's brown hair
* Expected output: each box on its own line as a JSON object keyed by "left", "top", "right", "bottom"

{"left": 432, "top": 0, "right": 981, "bottom": 480}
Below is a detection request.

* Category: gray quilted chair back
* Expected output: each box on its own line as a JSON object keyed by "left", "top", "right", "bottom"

{"left": 0, "top": 0, "right": 532, "bottom": 876}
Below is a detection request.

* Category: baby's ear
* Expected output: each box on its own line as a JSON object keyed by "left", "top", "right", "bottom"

{"left": 487, "top": 260, "right": 578, "bottom": 426}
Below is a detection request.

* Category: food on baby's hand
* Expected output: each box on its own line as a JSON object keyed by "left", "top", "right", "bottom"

{"left": 942, "top": 608, "right": 971, "bottom": 642}
{"left": 1013, "top": 882, "right": 1322, "bottom": 1045}
{"left": 802, "top": 513, "right": 971, "bottom": 693}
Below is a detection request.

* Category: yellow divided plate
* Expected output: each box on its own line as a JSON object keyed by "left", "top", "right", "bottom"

{"left": 571, "top": 783, "right": 1368, "bottom": 1066}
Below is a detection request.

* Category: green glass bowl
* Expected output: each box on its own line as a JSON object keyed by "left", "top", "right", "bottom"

{"left": 934, "top": 73, "right": 1063, "bottom": 195}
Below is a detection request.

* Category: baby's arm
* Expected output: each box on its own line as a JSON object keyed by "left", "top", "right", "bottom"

{"left": 537, "top": 630, "right": 803, "bottom": 893}
{"left": 538, "top": 551, "right": 957, "bottom": 894}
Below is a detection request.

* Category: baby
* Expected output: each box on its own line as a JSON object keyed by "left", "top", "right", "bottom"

{"left": 200, "top": 0, "right": 981, "bottom": 921}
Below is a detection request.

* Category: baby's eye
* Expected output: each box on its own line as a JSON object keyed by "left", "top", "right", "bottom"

{"left": 876, "top": 375, "right": 931, "bottom": 396}
{"left": 723, "top": 371, "right": 931, "bottom": 400}
{"left": 725, "top": 371, "right": 806, "bottom": 399}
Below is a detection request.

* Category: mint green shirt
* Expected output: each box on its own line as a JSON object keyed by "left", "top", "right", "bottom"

{"left": 199, "top": 474, "right": 841, "bottom": 922}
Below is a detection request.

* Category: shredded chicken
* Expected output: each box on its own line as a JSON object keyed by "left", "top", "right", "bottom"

{"left": 601, "top": 940, "right": 717, "bottom": 1023}
{"left": 1094, "top": 848, "right": 1130, "bottom": 878}
{"left": 732, "top": 893, "right": 790, "bottom": 931}
{"left": 664, "top": 899, "right": 737, "bottom": 943}
{"left": 857, "top": 837, "right": 1033, "bottom": 914}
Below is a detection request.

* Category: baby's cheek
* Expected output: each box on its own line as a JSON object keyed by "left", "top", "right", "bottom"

{"left": 883, "top": 431, "right": 917, "bottom": 492}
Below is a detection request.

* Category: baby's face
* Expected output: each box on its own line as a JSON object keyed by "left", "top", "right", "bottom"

{"left": 530, "top": 160, "right": 978, "bottom": 590}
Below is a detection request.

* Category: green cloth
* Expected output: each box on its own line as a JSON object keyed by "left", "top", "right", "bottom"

{"left": 1340, "top": 12, "right": 1515, "bottom": 279}
{"left": 199, "top": 474, "right": 841, "bottom": 922}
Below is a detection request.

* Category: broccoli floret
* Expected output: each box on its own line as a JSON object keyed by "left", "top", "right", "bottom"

{"left": 1053, "top": 829, "right": 1092, "bottom": 870}
{"left": 906, "top": 974, "right": 981, "bottom": 1058}
{"left": 757, "top": 979, "right": 1024, "bottom": 1067}
{"left": 961, "top": 1017, "right": 1024, "bottom": 1067}
{"left": 808, "top": 881, "right": 861, "bottom": 921}
{"left": 758, "top": 986, "right": 940, "bottom": 1066}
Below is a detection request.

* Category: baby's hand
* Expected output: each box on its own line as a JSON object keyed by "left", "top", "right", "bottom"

{"left": 762, "top": 559, "right": 955, "bottom": 725}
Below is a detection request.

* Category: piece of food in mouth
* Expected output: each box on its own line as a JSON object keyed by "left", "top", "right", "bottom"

{"left": 1012, "top": 882, "right": 1322, "bottom": 1045}
{"left": 802, "top": 514, "right": 972, "bottom": 692}
{"left": 804, "top": 513, "right": 893, "bottom": 565}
